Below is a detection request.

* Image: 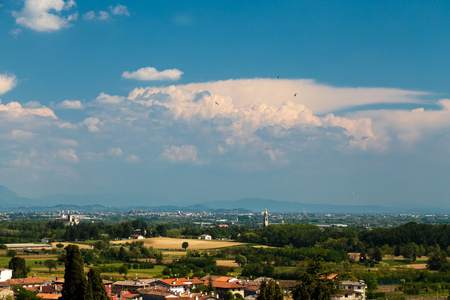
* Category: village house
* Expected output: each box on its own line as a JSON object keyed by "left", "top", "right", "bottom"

{"left": 113, "top": 279, "right": 158, "bottom": 295}
{"left": 0, "top": 277, "right": 45, "bottom": 289}
{"left": 56, "top": 214, "right": 80, "bottom": 226}
{"left": 199, "top": 234, "right": 212, "bottom": 240}
{"left": 0, "top": 269, "right": 12, "bottom": 282}
{"left": 202, "top": 277, "right": 245, "bottom": 299}
{"left": 151, "top": 278, "right": 203, "bottom": 294}
{"left": 332, "top": 280, "right": 367, "bottom": 300}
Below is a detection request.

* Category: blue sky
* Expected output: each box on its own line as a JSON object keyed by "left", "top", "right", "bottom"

{"left": 1, "top": 0, "right": 450, "bottom": 208}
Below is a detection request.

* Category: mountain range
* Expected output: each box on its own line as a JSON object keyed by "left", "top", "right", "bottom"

{"left": 0, "top": 185, "right": 448, "bottom": 214}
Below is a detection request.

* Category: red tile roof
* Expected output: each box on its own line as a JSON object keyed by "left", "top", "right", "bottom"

{"left": 36, "top": 293, "right": 62, "bottom": 299}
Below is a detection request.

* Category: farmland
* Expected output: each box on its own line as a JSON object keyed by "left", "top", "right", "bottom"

{"left": 110, "top": 237, "right": 248, "bottom": 250}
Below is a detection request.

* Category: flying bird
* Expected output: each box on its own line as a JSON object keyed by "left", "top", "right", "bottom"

{"left": 277, "top": 75, "right": 280, "bottom": 78}
{"left": 215, "top": 101, "right": 219, "bottom": 105}
{"left": 294, "top": 93, "right": 297, "bottom": 97}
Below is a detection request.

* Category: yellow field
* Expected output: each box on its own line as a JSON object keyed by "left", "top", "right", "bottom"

{"left": 216, "top": 260, "right": 239, "bottom": 267}
{"left": 111, "top": 237, "right": 247, "bottom": 250}
{"left": 50, "top": 242, "right": 94, "bottom": 249}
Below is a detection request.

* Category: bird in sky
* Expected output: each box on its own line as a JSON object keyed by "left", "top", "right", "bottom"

{"left": 215, "top": 101, "right": 219, "bottom": 105}
{"left": 294, "top": 93, "right": 297, "bottom": 97}
{"left": 277, "top": 75, "right": 280, "bottom": 78}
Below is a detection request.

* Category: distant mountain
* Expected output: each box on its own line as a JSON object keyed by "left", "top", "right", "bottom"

{"left": 203, "top": 198, "right": 396, "bottom": 213}
{"left": 0, "top": 185, "right": 35, "bottom": 208}
{"left": 38, "top": 192, "right": 169, "bottom": 207}
{"left": 0, "top": 185, "right": 448, "bottom": 214}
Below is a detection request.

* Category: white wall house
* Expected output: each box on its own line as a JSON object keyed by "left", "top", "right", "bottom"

{"left": 200, "top": 234, "right": 212, "bottom": 240}
{"left": 332, "top": 280, "right": 367, "bottom": 300}
{"left": 0, "top": 269, "right": 12, "bottom": 282}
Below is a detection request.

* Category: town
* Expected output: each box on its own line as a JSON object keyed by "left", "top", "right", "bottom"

{"left": 0, "top": 210, "right": 447, "bottom": 299}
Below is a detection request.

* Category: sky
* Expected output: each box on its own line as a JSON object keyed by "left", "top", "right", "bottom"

{"left": 1, "top": 0, "right": 450, "bottom": 208}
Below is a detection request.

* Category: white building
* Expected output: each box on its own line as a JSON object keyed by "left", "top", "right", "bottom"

{"left": 0, "top": 269, "right": 12, "bottom": 282}
{"left": 200, "top": 234, "right": 212, "bottom": 240}
{"left": 332, "top": 280, "right": 367, "bottom": 300}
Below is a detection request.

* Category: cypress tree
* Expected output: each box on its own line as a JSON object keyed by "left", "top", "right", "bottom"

{"left": 9, "top": 257, "right": 27, "bottom": 278}
{"left": 60, "top": 245, "right": 87, "bottom": 300}
{"left": 87, "top": 268, "right": 109, "bottom": 300}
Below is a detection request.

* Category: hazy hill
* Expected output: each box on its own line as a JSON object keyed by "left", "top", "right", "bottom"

{"left": 0, "top": 185, "right": 447, "bottom": 214}
{"left": 202, "top": 197, "right": 390, "bottom": 213}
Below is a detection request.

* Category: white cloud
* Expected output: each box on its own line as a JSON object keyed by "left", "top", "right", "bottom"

{"left": 10, "top": 130, "right": 35, "bottom": 140}
{"left": 108, "top": 147, "right": 123, "bottom": 156}
{"left": 95, "top": 92, "right": 125, "bottom": 105}
{"left": 122, "top": 67, "right": 183, "bottom": 81}
{"left": 0, "top": 101, "right": 57, "bottom": 119}
{"left": 128, "top": 84, "right": 380, "bottom": 152}
{"left": 160, "top": 145, "right": 204, "bottom": 164}
{"left": 110, "top": 4, "right": 129, "bottom": 16}
{"left": 125, "top": 154, "right": 139, "bottom": 163}
{"left": 57, "top": 100, "right": 83, "bottom": 109}
{"left": 177, "top": 79, "right": 428, "bottom": 115}
{"left": 58, "top": 148, "right": 78, "bottom": 162}
{"left": 80, "top": 117, "right": 101, "bottom": 132}
{"left": 12, "top": 0, "right": 78, "bottom": 32}
{"left": 0, "top": 73, "right": 17, "bottom": 95}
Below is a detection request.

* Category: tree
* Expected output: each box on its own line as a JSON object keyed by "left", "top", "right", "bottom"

{"left": 257, "top": 279, "right": 283, "bottom": 300}
{"left": 292, "top": 257, "right": 339, "bottom": 300}
{"left": 207, "top": 275, "right": 215, "bottom": 295}
{"left": 403, "top": 242, "right": 418, "bottom": 262}
{"left": 362, "top": 271, "right": 378, "bottom": 292}
{"left": 44, "top": 259, "right": 57, "bottom": 273}
{"left": 118, "top": 263, "right": 129, "bottom": 275}
{"left": 9, "top": 256, "right": 27, "bottom": 278}
{"left": 156, "top": 225, "right": 167, "bottom": 237}
{"left": 427, "top": 244, "right": 449, "bottom": 271}
{"left": 373, "top": 247, "right": 382, "bottom": 262}
{"left": 12, "top": 286, "right": 41, "bottom": 300}
{"left": 60, "top": 245, "right": 87, "bottom": 300}
{"left": 224, "top": 291, "right": 235, "bottom": 300}
{"left": 182, "top": 242, "right": 189, "bottom": 251}
{"left": 86, "top": 268, "right": 109, "bottom": 300}
{"left": 235, "top": 255, "right": 247, "bottom": 267}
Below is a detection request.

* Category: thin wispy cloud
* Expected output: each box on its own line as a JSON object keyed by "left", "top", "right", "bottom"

{"left": 83, "top": 4, "right": 129, "bottom": 21}
{"left": 56, "top": 100, "right": 84, "bottom": 109}
{"left": 160, "top": 145, "right": 204, "bottom": 164}
{"left": 110, "top": 4, "right": 129, "bottom": 16}
{"left": 122, "top": 67, "right": 183, "bottom": 81}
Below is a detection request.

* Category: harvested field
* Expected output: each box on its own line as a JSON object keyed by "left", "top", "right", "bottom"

{"left": 397, "top": 263, "right": 427, "bottom": 269}
{"left": 51, "top": 242, "right": 93, "bottom": 249}
{"left": 216, "top": 260, "right": 239, "bottom": 267}
{"left": 111, "top": 237, "right": 247, "bottom": 250}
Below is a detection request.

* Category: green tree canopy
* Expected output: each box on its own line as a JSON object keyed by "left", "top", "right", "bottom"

{"left": 257, "top": 279, "right": 283, "bottom": 300}
{"left": 427, "top": 244, "right": 449, "bottom": 271}
{"left": 182, "top": 242, "right": 189, "bottom": 251}
{"left": 60, "top": 245, "right": 87, "bottom": 300}
{"left": 9, "top": 256, "right": 27, "bottom": 279}
{"left": 12, "top": 286, "right": 41, "bottom": 300}
{"left": 292, "top": 257, "right": 339, "bottom": 300}
{"left": 44, "top": 260, "right": 57, "bottom": 273}
{"left": 86, "top": 268, "right": 109, "bottom": 300}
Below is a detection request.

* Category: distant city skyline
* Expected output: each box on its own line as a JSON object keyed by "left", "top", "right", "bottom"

{"left": 1, "top": 1, "right": 450, "bottom": 208}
